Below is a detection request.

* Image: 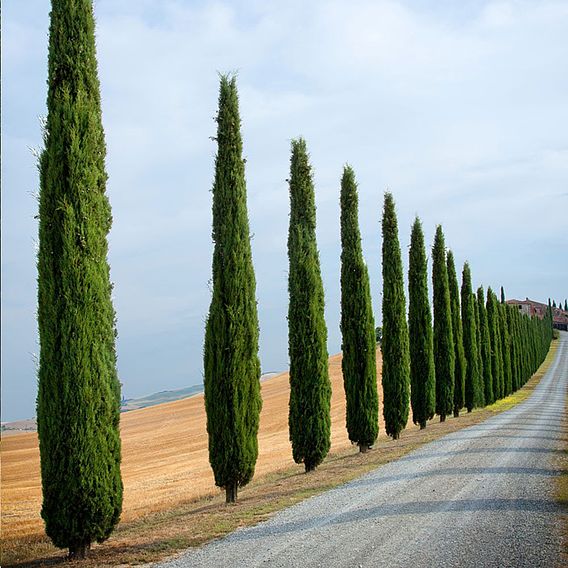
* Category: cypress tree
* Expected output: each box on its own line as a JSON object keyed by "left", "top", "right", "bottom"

{"left": 36, "top": 0, "right": 122, "bottom": 557}
{"left": 512, "top": 307, "right": 523, "bottom": 390}
{"left": 477, "top": 286, "right": 494, "bottom": 404}
{"left": 494, "top": 294, "right": 505, "bottom": 398}
{"left": 519, "top": 314, "right": 529, "bottom": 381}
{"left": 339, "top": 166, "right": 378, "bottom": 452}
{"left": 287, "top": 138, "right": 331, "bottom": 471}
{"left": 507, "top": 307, "right": 519, "bottom": 392}
{"left": 381, "top": 193, "right": 410, "bottom": 439}
{"left": 474, "top": 290, "right": 484, "bottom": 402}
{"left": 461, "top": 263, "right": 482, "bottom": 411}
{"left": 501, "top": 286, "right": 506, "bottom": 304}
{"left": 432, "top": 226, "right": 455, "bottom": 422}
{"left": 204, "top": 75, "right": 262, "bottom": 503}
{"left": 564, "top": 300, "right": 567, "bottom": 312}
{"left": 499, "top": 301, "right": 513, "bottom": 396}
{"left": 487, "top": 288, "right": 504, "bottom": 400}
{"left": 447, "top": 250, "right": 466, "bottom": 417}
{"left": 408, "top": 217, "right": 435, "bottom": 429}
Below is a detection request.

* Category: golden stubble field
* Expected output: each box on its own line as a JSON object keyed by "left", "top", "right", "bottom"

{"left": 1, "top": 349, "right": 385, "bottom": 542}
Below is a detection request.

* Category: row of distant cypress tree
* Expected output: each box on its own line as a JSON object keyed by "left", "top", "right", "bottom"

{"left": 203, "top": 77, "right": 555, "bottom": 504}
{"left": 35, "top": 1, "right": 555, "bottom": 555}
{"left": 382, "top": 198, "right": 554, "bottom": 437}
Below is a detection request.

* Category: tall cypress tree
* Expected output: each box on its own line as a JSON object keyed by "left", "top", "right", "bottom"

{"left": 511, "top": 307, "right": 522, "bottom": 390}
{"left": 432, "top": 226, "right": 455, "bottom": 422}
{"left": 474, "top": 290, "right": 484, "bottom": 401}
{"left": 381, "top": 193, "right": 410, "bottom": 439}
{"left": 36, "top": 0, "right": 122, "bottom": 557}
{"left": 288, "top": 138, "right": 331, "bottom": 471}
{"left": 461, "top": 263, "right": 482, "bottom": 411}
{"left": 487, "top": 288, "right": 504, "bottom": 400}
{"left": 507, "top": 307, "right": 519, "bottom": 392}
{"left": 447, "top": 250, "right": 466, "bottom": 417}
{"left": 340, "top": 166, "right": 378, "bottom": 452}
{"left": 477, "top": 286, "right": 494, "bottom": 404}
{"left": 494, "top": 292, "right": 505, "bottom": 399}
{"left": 204, "top": 76, "right": 262, "bottom": 503}
{"left": 499, "top": 300, "right": 513, "bottom": 396}
{"left": 408, "top": 217, "right": 435, "bottom": 429}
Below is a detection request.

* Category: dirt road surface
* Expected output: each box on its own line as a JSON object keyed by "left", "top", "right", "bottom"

{"left": 156, "top": 332, "right": 567, "bottom": 568}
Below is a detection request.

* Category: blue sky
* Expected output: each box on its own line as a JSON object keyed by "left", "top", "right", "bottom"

{"left": 2, "top": 0, "right": 567, "bottom": 422}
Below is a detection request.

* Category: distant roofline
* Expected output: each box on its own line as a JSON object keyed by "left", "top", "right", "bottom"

{"left": 506, "top": 298, "right": 548, "bottom": 309}
{"left": 507, "top": 298, "right": 568, "bottom": 321}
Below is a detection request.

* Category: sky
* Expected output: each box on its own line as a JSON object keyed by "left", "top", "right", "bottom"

{"left": 2, "top": 0, "right": 567, "bottom": 422}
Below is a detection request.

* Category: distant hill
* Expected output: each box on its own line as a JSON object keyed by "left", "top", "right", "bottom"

{"left": 120, "top": 385, "right": 205, "bottom": 412}
{"left": 1, "top": 417, "right": 37, "bottom": 435}
{"left": 1, "top": 373, "right": 281, "bottom": 433}
{"left": 120, "top": 372, "right": 279, "bottom": 412}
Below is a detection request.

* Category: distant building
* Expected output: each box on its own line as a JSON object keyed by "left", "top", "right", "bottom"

{"left": 506, "top": 298, "right": 568, "bottom": 331}
{"left": 553, "top": 306, "right": 568, "bottom": 331}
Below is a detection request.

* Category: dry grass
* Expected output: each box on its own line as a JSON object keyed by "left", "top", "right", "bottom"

{"left": 1, "top": 343, "right": 558, "bottom": 567}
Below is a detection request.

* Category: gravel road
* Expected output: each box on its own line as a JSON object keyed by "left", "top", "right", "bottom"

{"left": 157, "top": 332, "right": 567, "bottom": 568}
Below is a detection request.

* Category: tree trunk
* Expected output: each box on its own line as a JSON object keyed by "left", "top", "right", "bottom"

{"left": 419, "top": 422, "right": 426, "bottom": 430}
{"left": 305, "top": 462, "right": 316, "bottom": 473}
{"left": 392, "top": 432, "right": 400, "bottom": 440}
{"left": 359, "top": 443, "right": 370, "bottom": 453}
{"left": 225, "top": 481, "right": 238, "bottom": 504}
{"left": 467, "top": 408, "right": 472, "bottom": 413}
{"left": 440, "top": 415, "right": 446, "bottom": 423}
{"left": 454, "top": 409, "right": 460, "bottom": 418}
{"left": 69, "top": 542, "right": 89, "bottom": 560}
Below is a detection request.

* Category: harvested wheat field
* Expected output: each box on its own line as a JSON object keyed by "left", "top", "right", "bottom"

{"left": 1, "top": 349, "right": 385, "bottom": 542}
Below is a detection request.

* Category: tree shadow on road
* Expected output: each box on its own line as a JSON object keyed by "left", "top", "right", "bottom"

{"left": 229, "top": 497, "right": 564, "bottom": 543}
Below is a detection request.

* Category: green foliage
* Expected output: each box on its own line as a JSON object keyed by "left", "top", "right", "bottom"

{"left": 381, "top": 193, "right": 410, "bottom": 439}
{"left": 473, "top": 291, "right": 484, "bottom": 400}
{"left": 507, "top": 307, "right": 519, "bottom": 392}
{"left": 408, "top": 217, "right": 435, "bottom": 429}
{"left": 477, "top": 286, "right": 494, "bottom": 404}
{"left": 287, "top": 138, "right": 331, "bottom": 471}
{"left": 486, "top": 288, "right": 504, "bottom": 400}
{"left": 375, "top": 326, "right": 383, "bottom": 346}
{"left": 499, "top": 301, "right": 513, "bottom": 396}
{"left": 461, "top": 263, "right": 483, "bottom": 411}
{"left": 447, "top": 251, "right": 466, "bottom": 417}
{"left": 36, "top": 0, "right": 122, "bottom": 555}
{"left": 339, "top": 166, "right": 378, "bottom": 450}
{"left": 204, "top": 76, "right": 262, "bottom": 501}
{"left": 505, "top": 296, "right": 552, "bottom": 391}
{"left": 432, "top": 226, "right": 455, "bottom": 421}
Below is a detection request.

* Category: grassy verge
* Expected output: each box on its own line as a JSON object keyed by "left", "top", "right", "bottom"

{"left": 3, "top": 340, "right": 559, "bottom": 567}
